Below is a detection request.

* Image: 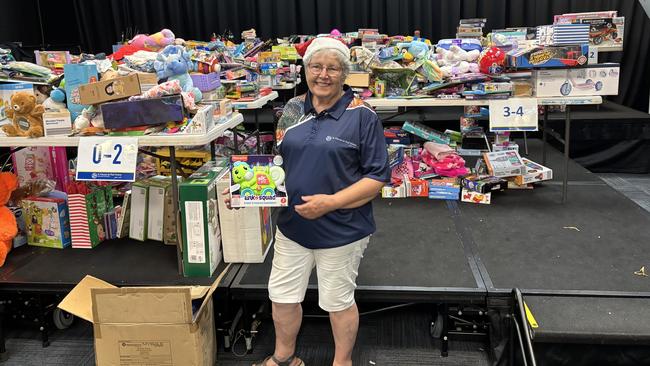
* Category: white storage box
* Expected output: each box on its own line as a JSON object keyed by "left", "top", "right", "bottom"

{"left": 217, "top": 174, "right": 273, "bottom": 263}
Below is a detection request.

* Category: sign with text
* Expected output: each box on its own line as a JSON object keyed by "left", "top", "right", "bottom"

{"left": 489, "top": 98, "right": 538, "bottom": 132}
{"left": 76, "top": 137, "right": 138, "bottom": 182}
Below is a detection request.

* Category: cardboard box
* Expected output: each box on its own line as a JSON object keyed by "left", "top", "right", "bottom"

{"left": 43, "top": 110, "right": 72, "bottom": 136}
{"left": 428, "top": 180, "right": 461, "bottom": 200}
{"left": 514, "top": 158, "right": 553, "bottom": 185}
{"left": 101, "top": 95, "right": 186, "bottom": 129}
{"left": 507, "top": 44, "right": 589, "bottom": 69}
{"left": 229, "top": 155, "right": 288, "bottom": 208}
{"left": 78, "top": 74, "right": 142, "bottom": 105}
{"left": 58, "top": 275, "right": 220, "bottom": 366}
{"left": 218, "top": 173, "right": 273, "bottom": 263}
{"left": 129, "top": 184, "right": 148, "bottom": 241}
{"left": 182, "top": 104, "right": 214, "bottom": 135}
{"left": 199, "top": 99, "right": 232, "bottom": 119}
{"left": 461, "top": 189, "right": 492, "bottom": 204}
{"left": 534, "top": 64, "right": 620, "bottom": 97}
{"left": 179, "top": 169, "right": 224, "bottom": 276}
{"left": 482, "top": 150, "right": 526, "bottom": 178}
{"left": 146, "top": 176, "right": 178, "bottom": 245}
{"left": 0, "top": 83, "right": 34, "bottom": 122}
{"left": 345, "top": 72, "right": 371, "bottom": 88}
{"left": 136, "top": 72, "right": 159, "bottom": 92}
{"left": 21, "top": 194, "right": 71, "bottom": 249}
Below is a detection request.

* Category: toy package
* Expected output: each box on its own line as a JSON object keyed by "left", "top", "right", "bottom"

{"left": 482, "top": 150, "right": 527, "bottom": 178}
{"left": 513, "top": 158, "right": 553, "bottom": 186}
{"left": 554, "top": 11, "right": 624, "bottom": 49}
{"left": 534, "top": 64, "right": 620, "bottom": 97}
{"left": 21, "top": 193, "right": 71, "bottom": 249}
{"left": 229, "top": 155, "right": 287, "bottom": 207}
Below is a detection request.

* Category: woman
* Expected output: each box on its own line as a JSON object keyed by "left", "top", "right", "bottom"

{"left": 227, "top": 37, "right": 390, "bottom": 366}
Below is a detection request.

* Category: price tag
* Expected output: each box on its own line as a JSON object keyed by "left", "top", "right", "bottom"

{"left": 76, "top": 137, "right": 138, "bottom": 182}
{"left": 588, "top": 46, "right": 599, "bottom": 65}
{"left": 489, "top": 98, "right": 538, "bottom": 132}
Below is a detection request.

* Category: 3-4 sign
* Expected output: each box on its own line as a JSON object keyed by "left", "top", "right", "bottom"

{"left": 489, "top": 98, "right": 539, "bottom": 132}
{"left": 76, "top": 137, "right": 138, "bottom": 182}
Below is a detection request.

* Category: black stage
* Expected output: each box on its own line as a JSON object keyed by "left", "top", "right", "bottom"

{"left": 0, "top": 239, "right": 241, "bottom": 291}
{"left": 230, "top": 138, "right": 650, "bottom": 347}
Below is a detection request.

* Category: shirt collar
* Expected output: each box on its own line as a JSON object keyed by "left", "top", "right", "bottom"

{"left": 304, "top": 85, "right": 353, "bottom": 120}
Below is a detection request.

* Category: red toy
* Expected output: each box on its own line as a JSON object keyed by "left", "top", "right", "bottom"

{"left": 478, "top": 47, "right": 506, "bottom": 75}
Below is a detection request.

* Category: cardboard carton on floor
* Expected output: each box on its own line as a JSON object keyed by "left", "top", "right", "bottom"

{"left": 58, "top": 274, "right": 222, "bottom": 366}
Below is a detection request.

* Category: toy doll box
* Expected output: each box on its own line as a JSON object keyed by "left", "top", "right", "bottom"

{"left": 229, "top": 155, "right": 288, "bottom": 208}
{"left": 21, "top": 195, "right": 71, "bottom": 249}
{"left": 534, "top": 64, "right": 620, "bottom": 97}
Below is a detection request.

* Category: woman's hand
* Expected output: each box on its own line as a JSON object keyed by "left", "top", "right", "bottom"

{"left": 294, "top": 194, "right": 338, "bottom": 220}
{"left": 221, "top": 187, "right": 238, "bottom": 210}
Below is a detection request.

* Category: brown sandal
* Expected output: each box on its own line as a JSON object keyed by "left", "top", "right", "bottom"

{"left": 253, "top": 354, "right": 304, "bottom": 366}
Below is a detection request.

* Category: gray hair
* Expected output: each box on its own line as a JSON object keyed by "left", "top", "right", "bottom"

{"left": 304, "top": 49, "right": 350, "bottom": 82}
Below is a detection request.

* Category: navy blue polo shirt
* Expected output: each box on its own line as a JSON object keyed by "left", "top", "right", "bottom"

{"left": 276, "top": 86, "right": 390, "bottom": 249}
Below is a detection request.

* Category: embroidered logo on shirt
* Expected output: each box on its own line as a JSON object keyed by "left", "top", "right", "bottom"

{"left": 326, "top": 135, "right": 358, "bottom": 148}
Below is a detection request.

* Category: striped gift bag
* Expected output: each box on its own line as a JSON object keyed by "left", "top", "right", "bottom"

{"left": 68, "top": 192, "right": 94, "bottom": 248}
{"left": 69, "top": 189, "right": 108, "bottom": 249}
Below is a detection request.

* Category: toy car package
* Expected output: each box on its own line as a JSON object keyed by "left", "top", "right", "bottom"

{"left": 230, "top": 155, "right": 288, "bottom": 207}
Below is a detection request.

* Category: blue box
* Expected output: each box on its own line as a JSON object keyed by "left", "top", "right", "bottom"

{"left": 428, "top": 183, "right": 460, "bottom": 200}
{"left": 101, "top": 95, "right": 186, "bottom": 129}
{"left": 507, "top": 44, "right": 589, "bottom": 69}
{"left": 63, "top": 64, "right": 99, "bottom": 121}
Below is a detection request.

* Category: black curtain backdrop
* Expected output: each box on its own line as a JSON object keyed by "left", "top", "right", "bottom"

{"left": 1, "top": 0, "right": 649, "bottom": 112}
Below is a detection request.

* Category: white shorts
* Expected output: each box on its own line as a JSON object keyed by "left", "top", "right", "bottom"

{"left": 268, "top": 230, "right": 369, "bottom": 312}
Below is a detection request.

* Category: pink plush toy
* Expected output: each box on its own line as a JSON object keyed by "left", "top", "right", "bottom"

{"left": 420, "top": 142, "right": 469, "bottom": 177}
{"left": 130, "top": 29, "right": 175, "bottom": 51}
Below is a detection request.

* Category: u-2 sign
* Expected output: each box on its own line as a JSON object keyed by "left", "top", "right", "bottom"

{"left": 76, "top": 137, "right": 138, "bottom": 182}
{"left": 489, "top": 98, "right": 538, "bottom": 132}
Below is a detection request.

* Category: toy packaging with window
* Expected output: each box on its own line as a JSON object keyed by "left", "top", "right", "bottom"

{"left": 534, "top": 63, "right": 619, "bottom": 97}
{"left": 229, "top": 155, "right": 287, "bottom": 208}
{"left": 0, "top": 83, "right": 34, "bottom": 123}
{"left": 507, "top": 44, "right": 589, "bottom": 69}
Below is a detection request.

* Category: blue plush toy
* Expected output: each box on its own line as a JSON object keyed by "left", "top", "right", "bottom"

{"left": 154, "top": 45, "right": 202, "bottom": 102}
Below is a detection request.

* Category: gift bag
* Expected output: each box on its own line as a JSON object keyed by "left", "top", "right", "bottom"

{"left": 68, "top": 184, "right": 113, "bottom": 248}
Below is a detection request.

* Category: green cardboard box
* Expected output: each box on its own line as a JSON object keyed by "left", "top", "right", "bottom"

{"left": 179, "top": 168, "right": 224, "bottom": 277}
{"left": 129, "top": 183, "right": 149, "bottom": 241}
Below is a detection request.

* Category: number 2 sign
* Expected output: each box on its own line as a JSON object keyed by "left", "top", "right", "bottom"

{"left": 76, "top": 137, "right": 138, "bottom": 182}
{"left": 489, "top": 98, "right": 539, "bottom": 132}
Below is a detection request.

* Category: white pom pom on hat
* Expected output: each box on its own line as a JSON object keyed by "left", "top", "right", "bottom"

{"left": 303, "top": 37, "right": 350, "bottom": 63}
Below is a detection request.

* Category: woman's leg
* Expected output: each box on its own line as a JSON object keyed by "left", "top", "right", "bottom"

{"left": 314, "top": 236, "right": 369, "bottom": 366}
{"left": 266, "top": 230, "right": 315, "bottom": 364}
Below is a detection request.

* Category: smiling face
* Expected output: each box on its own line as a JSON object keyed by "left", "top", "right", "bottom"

{"left": 306, "top": 50, "right": 345, "bottom": 101}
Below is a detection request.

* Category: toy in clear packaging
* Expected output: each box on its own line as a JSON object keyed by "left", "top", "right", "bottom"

{"left": 229, "top": 155, "right": 287, "bottom": 207}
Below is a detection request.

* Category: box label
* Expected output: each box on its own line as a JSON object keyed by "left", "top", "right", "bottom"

{"left": 185, "top": 201, "right": 206, "bottom": 263}
{"left": 118, "top": 340, "right": 172, "bottom": 365}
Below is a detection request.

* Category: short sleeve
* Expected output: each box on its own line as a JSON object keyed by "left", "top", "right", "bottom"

{"left": 359, "top": 111, "right": 390, "bottom": 183}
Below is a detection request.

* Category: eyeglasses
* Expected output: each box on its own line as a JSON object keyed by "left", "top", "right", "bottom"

{"left": 307, "top": 64, "right": 342, "bottom": 76}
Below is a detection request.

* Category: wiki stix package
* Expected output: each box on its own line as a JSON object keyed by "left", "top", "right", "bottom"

{"left": 230, "top": 155, "right": 288, "bottom": 207}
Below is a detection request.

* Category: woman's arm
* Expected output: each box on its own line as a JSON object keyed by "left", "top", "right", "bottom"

{"left": 294, "top": 178, "right": 384, "bottom": 219}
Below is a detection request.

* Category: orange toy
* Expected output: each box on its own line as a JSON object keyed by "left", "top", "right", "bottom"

{"left": 0, "top": 173, "right": 19, "bottom": 266}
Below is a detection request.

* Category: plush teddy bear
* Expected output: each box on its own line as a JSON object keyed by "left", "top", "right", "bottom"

{"left": 2, "top": 92, "right": 45, "bottom": 138}
{"left": 0, "top": 172, "right": 19, "bottom": 267}
{"left": 154, "top": 45, "right": 202, "bottom": 102}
